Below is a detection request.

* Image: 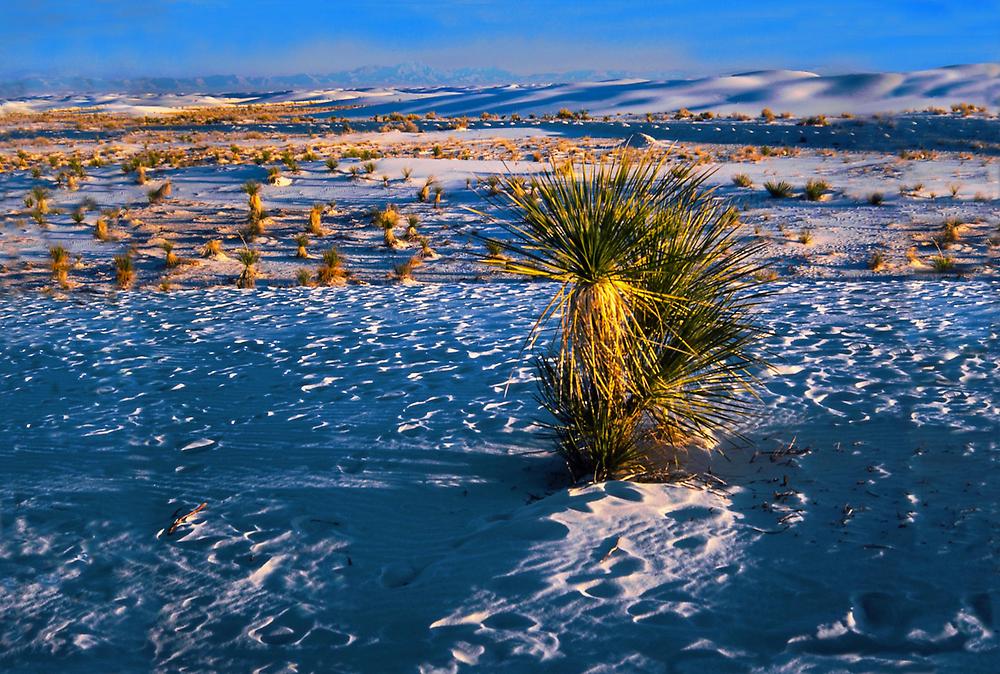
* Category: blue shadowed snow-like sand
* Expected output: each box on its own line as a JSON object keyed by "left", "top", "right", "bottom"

{"left": 1, "top": 281, "right": 997, "bottom": 672}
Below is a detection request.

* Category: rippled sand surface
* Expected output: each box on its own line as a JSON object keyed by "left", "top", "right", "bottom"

{"left": 1, "top": 281, "right": 997, "bottom": 672}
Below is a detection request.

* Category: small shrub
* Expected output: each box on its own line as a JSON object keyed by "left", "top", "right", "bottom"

{"left": 765, "top": 180, "right": 793, "bottom": 198}
{"left": 296, "top": 268, "right": 314, "bottom": 286}
{"left": 798, "top": 228, "right": 815, "bottom": 245}
{"left": 148, "top": 181, "right": 171, "bottom": 205}
{"left": 94, "top": 217, "right": 111, "bottom": 241}
{"left": 868, "top": 250, "right": 888, "bottom": 271}
{"left": 930, "top": 254, "right": 955, "bottom": 272}
{"left": 317, "top": 246, "right": 347, "bottom": 285}
{"left": 114, "top": 254, "right": 135, "bottom": 289}
{"left": 162, "top": 241, "right": 179, "bottom": 268}
{"left": 868, "top": 192, "right": 884, "bottom": 206}
{"left": 236, "top": 248, "right": 260, "bottom": 288}
{"left": 295, "top": 234, "right": 310, "bottom": 258}
{"left": 804, "top": 179, "right": 829, "bottom": 201}
{"left": 49, "top": 245, "right": 71, "bottom": 286}
{"left": 325, "top": 158, "right": 339, "bottom": 172}
{"left": 732, "top": 173, "right": 752, "bottom": 188}
{"left": 362, "top": 161, "right": 377, "bottom": 175}
{"left": 308, "top": 203, "right": 324, "bottom": 235}
{"left": 202, "top": 239, "right": 223, "bottom": 258}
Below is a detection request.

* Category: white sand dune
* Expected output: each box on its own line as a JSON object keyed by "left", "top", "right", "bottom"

{"left": 3, "top": 64, "right": 997, "bottom": 118}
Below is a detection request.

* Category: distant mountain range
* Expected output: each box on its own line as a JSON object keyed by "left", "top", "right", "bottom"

{"left": 0, "top": 64, "right": 651, "bottom": 97}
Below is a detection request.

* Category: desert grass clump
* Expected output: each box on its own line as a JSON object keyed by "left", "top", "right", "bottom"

{"left": 868, "top": 192, "right": 884, "bottom": 206}
{"left": 29, "top": 186, "right": 51, "bottom": 214}
{"left": 49, "top": 245, "right": 72, "bottom": 286}
{"left": 362, "top": 160, "right": 377, "bottom": 175}
{"left": 325, "top": 158, "right": 339, "bottom": 172}
{"left": 868, "top": 249, "right": 888, "bottom": 271}
{"left": 236, "top": 247, "right": 260, "bottom": 288}
{"left": 405, "top": 214, "right": 419, "bottom": 240}
{"left": 402, "top": 167, "right": 413, "bottom": 181}
{"left": 418, "top": 177, "right": 435, "bottom": 203}
{"left": 202, "top": 239, "right": 223, "bottom": 258}
{"left": 113, "top": 254, "right": 135, "bottom": 289}
{"left": 797, "top": 228, "right": 815, "bottom": 245}
{"left": 148, "top": 180, "right": 171, "bottom": 205}
{"left": 948, "top": 183, "right": 961, "bottom": 198}
{"left": 295, "top": 234, "right": 310, "bottom": 258}
{"left": 938, "top": 219, "right": 962, "bottom": 246}
{"left": 392, "top": 254, "right": 422, "bottom": 283}
{"left": 804, "top": 179, "right": 829, "bottom": 201}
{"left": 243, "top": 181, "right": 264, "bottom": 217}
{"left": 930, "top": 253, "right": 955, "bottom": 272}
{"left": 765, "top": 180, "right": 793, "bottom": 198}
{"left": 162, "top": 241, "right": 179, "bottom": 268}
{"left": 296, "top": 268, "right": 314, "bottom": 286}
{"left": 317, "top": 246, "right": 347, "bottom": 285}
{"left": 731, "top": 173, "right": 753, "bottom": 188}
{"left": 308, "top": 203, "right": 324, "bottom": 235}
{"left": 94, "top": 216, "right": 111, "bottom": 241}
{"left": 267, "top": 167, "right": 282, "bottom": 185}
{"left": 484, "top": 239, "right": 506, "bottom": 260}
{"left": 477, "top": 153, "right": 769, "bottom": 482}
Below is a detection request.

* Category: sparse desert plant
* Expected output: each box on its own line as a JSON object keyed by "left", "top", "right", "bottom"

{"left": 402, "top": 167, "right": 413, "bottom": 180}
{"left": 476, "top": 153, "right": 769, "bottom": 482}
{"left": 49, "top": 245, "right": 71, "bottom": 286}
{"left": 418, "top": 176, "right": 434, "bottom": 202}
{"left": 868, "top": 192, "right": 884, "bottom": 206}
{"left": 382, "top": 175, "right": 390, "bottom": 187}
{"left": 202, "top": 239, "right": 223, "bottom": 258}
{"left": 798, "top": 228, "right": 815, "bottom": 244}
{"left": 765, "top": 180, "right": 793, "bottom": 198}
{"left": 732, "top": 173, "right": 753, "bottom": 188}
{"left": 868, "top": 249, "right": 888, "bottom": 271}
{"left": 930, "top": 253, "right": 955, "bottom": 272}
{"left": 362, "top": 160, "right": 377, "bottom": 175}
{"left": 296, "top": 268, "right": 314, "bottom": 286}
{"left": 317, "top": 246, "right": 347, "bottom": 285}
{"left": 349, "top": 166, "right": 361, "bottom": 179}
{"left": 433, "top": 185, "right": 444, "bottom": 208}
{"left": 267, "top": 167, "right": 282, "bottom": 185}
{"left": 243, "top": 181, "right": 264, "bottom": 217}
{"left": 325, "top": 157, "right": 339, "bottom": 172}
{"left": 148, "top": 181, "right": 171, "bottom": 205}
{"left": 393, "top": 254, "right": 422, "bottom": 283}
{"left": 804, "top": 179, "right": 829, "bottom": 201}
{"left": 938, "top": 219, "right": 962, "bottom": 246}
{"left": 418, "top": 236, "right": 437, "bottom": 259}
{"left": 405, "top": 215, "right": 419, "bottom": 240}
{"left": 308, "top": 203, "right": 324, "bottom": 235}
{"left": 30, "top": 186, "right": 50, "bottom": 214}
{"left": 135, "top": 165, "right": 147, "bottom": 185}
{"left": 236, "top": 247, "right": 260, "bottom": 288}
{"left": 162, "top": 241, "right": 179, "bottom": 268}
{"left": 71, "top": 209, "right": 86, "bottom": 224}
{"left": 94, "top": 216, "right": 111, "bottom": 241}
{"left": 295, "top": 234, "right": 310, "bottom": 258}
{"left": 949, "top": 183, "right": 961, "bottom": 198}
{"left": 113, "top": 254, "right": 135, "bottom": 289}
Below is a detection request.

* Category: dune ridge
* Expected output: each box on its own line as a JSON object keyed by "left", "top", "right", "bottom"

{"left": 2, "top": 63, "right": 997, "bottom": 118}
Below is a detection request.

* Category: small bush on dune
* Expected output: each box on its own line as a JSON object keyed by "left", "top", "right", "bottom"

{"left": 325, "top": 158, "right": 339, "bottom": 172}
{"left": 236, "top": 247, "right": 260, "bottom": 288}
{"left": 930, "top": 254, "right": 955, "bottom": 272}
{"left": 267, "top": 167, "right": 282, "bottom": 185}
{"left": 113, "top": 254, "right": 135, "bottom": 289}
{"left": 868, "top": 250, "right": 888, "bottom": 271}
{"left": 868, "top": 192, "right": 884, "bottom": 206}
{"left": 732, "top": 173, "right": 752, "bottom": 188}
{"left": 49, "top": 245, "right": 71, "bottom": 286}
{"left": 295, "top": 234, "right": 310, "bottom": 258}
{"left": 317, "top": 246, "right": 347, "bottom": 285}
{"left": 798, "top": 228, "right": 815, "bottom": 245}
{"left": 804, "top": 179, "right": 829, "bottom": 201}
{"left": 202, "top": 239, "right": 223, "bottom": 258}
{"left": 94, "top": 216, "right": 111, "bottom": 241}
{"left": 308, "top": 203, "right": 324, "bottom": 235}
{"left": 393, "top": 254, "right": 422, "bottom": 283}
{"left": 162, "top": 241, "right": 179, "bottom": 268}
{"left": 765, "top": 180, "right": 793, "bottom": 198}
{"left": 148, "top": 181, "right": 171, "bottom": 205}
{"left": 476, "top": 154, "right": 770, "bottom": 482}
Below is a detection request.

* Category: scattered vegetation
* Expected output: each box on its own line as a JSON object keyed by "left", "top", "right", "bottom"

{"left": 317, "top": 246, "right": 347, "bottom": 285}
{"left": 731, "top": 173, "right": 753, "bottom": 188}
{"left": 113, "top": 254, "right": 135, "bottom": 289}
{"left": 236, "top": 248, "right": 260, "bottom": 288}
{"left": 804, "top": 179, "right": 829, "bottom": 201}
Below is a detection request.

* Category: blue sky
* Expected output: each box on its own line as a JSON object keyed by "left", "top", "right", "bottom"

{"left": 1, "top": 0, "right": 997, "bottom": 78}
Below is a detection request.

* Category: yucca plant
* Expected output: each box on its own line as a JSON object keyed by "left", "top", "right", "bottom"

{"left": 267, "top": 167, "right": 282, "bottom": 185}
{"left": 804, "top": 179, "right": 829, "bottom": 201}
{"left": 798, "top": 228, "right": 815, "bottom": 245}
{"left": 868, "top": 250, "right": 888, "bottom": 271}
{"left": 418, "top": 177, "right": 434, "bottom": 203}
{"left": 94, "top": 216, "right": 111, "bottom": 241}
{"left": 135, "top": 164, "right": 147, "bottom": 185}
{"left": 402, "top": 167, "right": 413, "bottom": 181}
{"left": 243, "top": 181, "right": 264, "bottom": 218}
{"left": 236, "top": 247, "right": 260, "bottom": 288}
{"left": 764, "top": 180, "right": 793, "bottom": 198}
{"left": 49, "top": 245, "right": 71, "bottom": 286}
{"left": 296, "top": 268, "right": 314, "bottom": 286}
{"left": 731, "top": 173, "right": 752, "bottom": 188}
{"left": 393, "top": 254, "right": 422, "bottom": 283}
{"left": 362, "top": 161, "right": 377, "bottom": 175}
{"left": 113, "top": 254, "right": 135, "bottom": 289}
{"left": 148, "top": 181, "right": 171, "bottom": 205}
{"left": 308, "top": 203, "right": 324, "bottom": 235}
{"left": 295, "top": 234, "right": 310, "bottom": 258}
{"left": 433, "top": 185, "right": 444, "bottom": 209}
{"left": 317, "top": 246, "right": 347, "bottom": 285}
{"left": 476, "top": 154, "right": 769, "bottom": 482}
{"left": 418, "top": 235, "right": 438, "bottom": 260}
{"left": 162, "top": 241, "right": 179, "bottom": 268}
{"left": 30, "top": 187, "right": 50, "bottom": 214}
{"left": 325, "top": 157, "right": 339, "bottom": 172}
{"left": 71, "top": 209, "right": 86, "bottom": 225}
{"left": 202, "top": 239, "right": 223, "bottom": 258}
